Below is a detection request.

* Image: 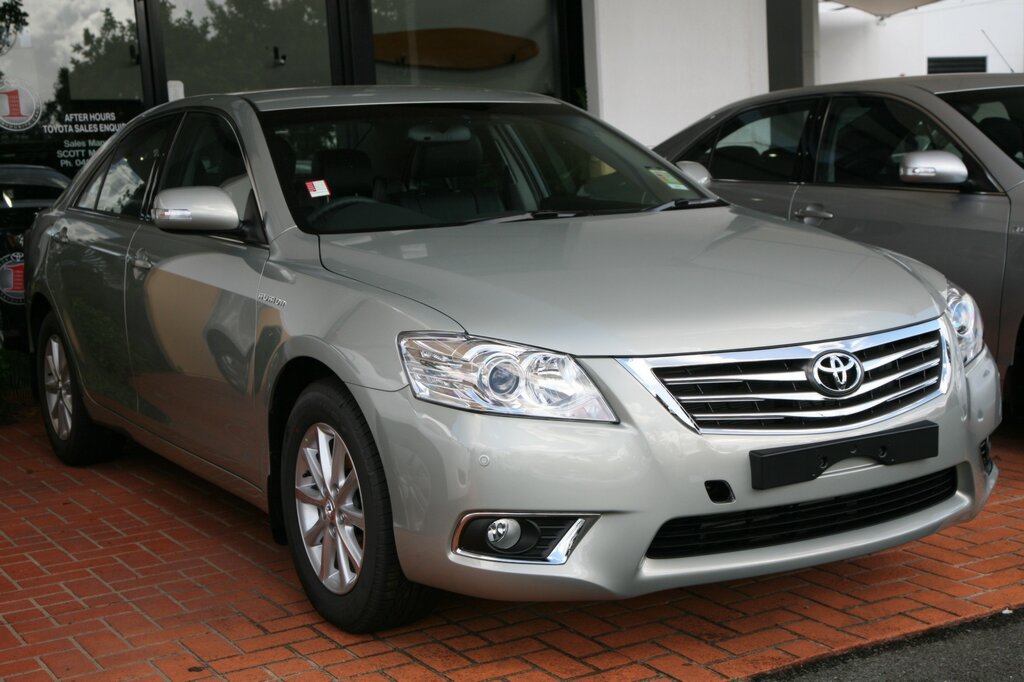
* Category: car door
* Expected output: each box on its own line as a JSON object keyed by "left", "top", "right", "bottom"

{"left": 47, "top": 116, "right": 179, "bottom": 417}
{"left": 791, "top": 95, "right": 1010, "bottom": 354}
{"left": 675, "top": 98, "right": 821, "bottom": 219}
{"left": 124, "top": 111, "right": 268, "bottom": 483}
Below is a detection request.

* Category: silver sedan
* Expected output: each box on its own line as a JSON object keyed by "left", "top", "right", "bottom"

{"left": 26, "top": 86, "right": 999, "bottom": 632}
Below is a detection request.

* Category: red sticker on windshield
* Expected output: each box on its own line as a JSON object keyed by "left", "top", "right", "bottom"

{"left": 306, "top": 180, "right": 330, "bottom": 198}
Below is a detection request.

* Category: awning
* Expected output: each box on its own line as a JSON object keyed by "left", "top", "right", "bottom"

{"left": 829, "top": 0, "right": 941, "bottom": 18}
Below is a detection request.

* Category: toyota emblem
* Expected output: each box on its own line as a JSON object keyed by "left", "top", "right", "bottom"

{"left": 809, "top": 350, "right": 864, "bottom": 397}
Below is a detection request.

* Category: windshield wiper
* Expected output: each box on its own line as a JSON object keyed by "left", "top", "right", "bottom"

{"left": 461, "top": 210, "right": 594, "bottom": 225}
{"left": 645, "top": 197, "right": 727, "bottom": 212}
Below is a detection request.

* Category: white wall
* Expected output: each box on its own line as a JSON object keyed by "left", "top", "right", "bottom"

{"left": 583, "top": 0, "right": 769, "bottom": 146}
{"left": 819, "top": 0, "right": 1024, "bottom": 83}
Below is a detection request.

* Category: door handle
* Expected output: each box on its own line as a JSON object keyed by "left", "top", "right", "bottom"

{"left": 53, "top": 227, "right": 69, "bottom": 245}
{"left": 793, "top": 206, "right": 835, "bottom": 220}
{"left": 129, "top": 251, "right": 153, "bottom": 272}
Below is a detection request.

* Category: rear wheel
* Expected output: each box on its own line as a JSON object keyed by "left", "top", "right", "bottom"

{"left": 36, "top": 313, "right": 120, "bottom": 465}
{"left": 280, "top": 378, "right": 433, "bottom": 632}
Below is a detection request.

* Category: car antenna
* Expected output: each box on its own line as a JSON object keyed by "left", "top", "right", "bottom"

{"left": 981, "top": 29, "right": 1014, "bottom": 73}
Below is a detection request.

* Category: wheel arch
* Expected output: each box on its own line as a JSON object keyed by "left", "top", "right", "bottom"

{"left": 266, "top": 355, "right": 336, "bottom": 544}
{"left": 28, "top": 292, "right": 54, "bottom": 354}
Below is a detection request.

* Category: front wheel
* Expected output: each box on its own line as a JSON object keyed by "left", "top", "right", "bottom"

{"left": 281, "top": 378, "right": 433, "bottom": 632}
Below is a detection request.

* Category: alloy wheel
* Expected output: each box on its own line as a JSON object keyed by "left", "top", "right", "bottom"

{"left": 293, "top": 422, "right": 365, "bottom": 594}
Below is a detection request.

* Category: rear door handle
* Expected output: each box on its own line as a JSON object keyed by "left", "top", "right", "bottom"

{"left": 794, "top": 206, "right": 835, "bottom": 220}
{"left": 53, "top": 227, "right": 69, "bottom": 244}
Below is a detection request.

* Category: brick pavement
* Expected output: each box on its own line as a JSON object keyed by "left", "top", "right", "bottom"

{"left": 1, "top": 412, "right": 1022, "bottom": 681}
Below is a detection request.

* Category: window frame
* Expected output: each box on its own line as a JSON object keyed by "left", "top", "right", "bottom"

{"left": 811, "top": 93, "right": 1001, "bottom": 194}
{"left": 686, "top": 97, "right": 823, "bottom": 185}
{"left": 152, "top": 107, "right": 268, "bottom": 246}
{"left": 67, "top": 113, "right": 183, "bottom": 221}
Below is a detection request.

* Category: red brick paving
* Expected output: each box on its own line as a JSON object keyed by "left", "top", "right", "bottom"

{"left": 1, "top": 412, "right": 1022, "bottom": 681}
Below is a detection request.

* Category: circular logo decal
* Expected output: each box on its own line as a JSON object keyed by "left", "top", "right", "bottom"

{"left": 808, "top": 350, "right": 864, "bottom": 397}
{"left": 0, "top": 80, "right": 41, "bottom": 132}
{"left": 0, "top": 252, "right": 26, "bottom": 305}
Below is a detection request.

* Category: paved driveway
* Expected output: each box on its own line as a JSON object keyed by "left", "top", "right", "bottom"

{"left": 1, "top": 413, "right": 1022, "bottom": 681}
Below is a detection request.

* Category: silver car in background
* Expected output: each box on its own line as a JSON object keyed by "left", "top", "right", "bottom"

{"left": 27, "top": 87, "right": 999, "bottom": 632}
{"left": 655, "top": 74, "right": 1024, "bottom": 403}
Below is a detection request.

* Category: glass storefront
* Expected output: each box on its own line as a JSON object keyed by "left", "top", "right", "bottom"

{"left": 0, "top": 0, "right": 582, "bottom": 180}
{"left": 0, "top": 1, "right": 144, "bottom": 176}
{"left": 161, "top": 0, "right": 332, "bottom": 98}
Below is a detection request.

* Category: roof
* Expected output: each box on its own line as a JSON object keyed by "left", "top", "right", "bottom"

{"left": 765, "top": 73, "right": 1024, "bottom": 100}
{"left": 169, "top": 85, "right": 558, "bottom": 113}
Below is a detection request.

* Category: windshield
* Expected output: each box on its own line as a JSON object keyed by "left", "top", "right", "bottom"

{"left": 940, "top": 88, "right": 1024, "bottom": 168}
{"left": 258, "top": 102, "right": 705, "bottom": 234}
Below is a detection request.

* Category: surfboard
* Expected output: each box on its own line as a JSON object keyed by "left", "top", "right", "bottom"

{"left": 373, "top": 28, "right": 539, "bottom": 70}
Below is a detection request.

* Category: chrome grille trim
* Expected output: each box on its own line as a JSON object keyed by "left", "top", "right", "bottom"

{"left": 619, "top": 319, "right": 950, "bottom": 435}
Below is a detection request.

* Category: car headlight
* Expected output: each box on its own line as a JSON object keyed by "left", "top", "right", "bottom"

{"left": 399, "top": 333, "right": 616, "bottom": 422}
{"left": 945, "top": 283, "right": 983, "bottom": 364}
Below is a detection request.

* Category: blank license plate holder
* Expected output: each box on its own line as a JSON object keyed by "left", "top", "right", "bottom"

{"left": 749, "top": 421, "right": 939, "bottom": 490}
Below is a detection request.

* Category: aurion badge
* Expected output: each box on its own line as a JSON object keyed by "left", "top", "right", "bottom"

{"left": 0, "top": 80, "right": 41, "bottom": 132}
{"left": 809, "top": 350, "right": 864, "bottom": 397}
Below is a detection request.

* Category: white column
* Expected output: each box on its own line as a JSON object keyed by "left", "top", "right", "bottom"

{"left": 582, "top": 0, "right": 770, "bottom": 146}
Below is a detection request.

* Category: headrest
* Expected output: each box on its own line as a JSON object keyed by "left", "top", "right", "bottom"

{"left": 411, "top": 137, "right": 483, "bottom": 181}
{"left": 312, "top": 149, "right": 373, "bottom": 197}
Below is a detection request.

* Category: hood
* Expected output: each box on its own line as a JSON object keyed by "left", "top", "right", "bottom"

{"left": 319, "top": 207, "right": 943, "bottom": 356}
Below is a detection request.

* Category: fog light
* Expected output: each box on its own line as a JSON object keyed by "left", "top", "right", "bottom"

{"left": 455, "top": 514, "right": 594, "bottom": 562}
{"left": 486, "top": 518, "right": 522, "bottom": 550}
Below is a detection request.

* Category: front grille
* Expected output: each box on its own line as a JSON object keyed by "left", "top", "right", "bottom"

{"left": 640, "top": 320, "right": 946, "bottom": 433}
{"left": 646, "top": 467, "right": 957, "bottom": 559}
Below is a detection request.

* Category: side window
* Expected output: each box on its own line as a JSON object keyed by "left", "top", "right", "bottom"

{"left": 159, "top": 112, "right": 255, "bottom": 224}
{"left": 95, "top": 118, "right": 177, "bottom": 217}
{"left": 707, "top": 100, "right": 815, "bottom": 182}
{"left": 679, "top": 128, "right": 718, "bottom": 168}
{"left": 75, "top": 163, "right": 106, "bottom": 210}
{"left": 818, "top": 96, "right": 964, "bottom": 187}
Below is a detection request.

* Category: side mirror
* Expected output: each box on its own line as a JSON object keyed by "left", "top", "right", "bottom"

{"left": 676, "top": 160, "right": 712, "bottom": 187}
{"left": 152, "top": 187, "right": 240, "bottom": 233}
{"left": 899, "top": 151, "right": 968, "bottom": 185}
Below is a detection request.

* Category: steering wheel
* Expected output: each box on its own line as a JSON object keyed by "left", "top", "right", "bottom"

{"left": 308, "top": 195, "right": 379, "bottom": 223}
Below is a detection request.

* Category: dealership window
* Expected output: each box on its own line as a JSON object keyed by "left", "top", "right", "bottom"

{"left": 0, "top": 0, "right": 583, "bottom": 177}
{"left": 0, "top": 0, "right": 144, "bottom": 177}
{"left": 158, "top": 0, "right": 331, "bottom": 98}
{"left": 370, "top": 0, "right": 559, "bottom": 96}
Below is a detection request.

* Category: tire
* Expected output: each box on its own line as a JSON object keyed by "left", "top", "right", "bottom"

{"left": 36, "top": 312, "right": 121, "bottom": 465}
{"left": 281, "top": 378, "right": 434, "bottom": 632}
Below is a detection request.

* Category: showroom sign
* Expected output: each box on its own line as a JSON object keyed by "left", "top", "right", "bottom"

{"left": 0, "top": 79, "right": 41, "bottom": 132}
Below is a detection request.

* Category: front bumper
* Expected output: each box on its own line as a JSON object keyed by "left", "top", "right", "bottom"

{"left": 351, "top": 344, "right": 1000, "bottom": 601}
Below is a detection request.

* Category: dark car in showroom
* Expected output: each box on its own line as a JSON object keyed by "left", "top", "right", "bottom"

{"left": 655, "top": 74, "right": 1024, "bottom": 400}
{"left": 0, "top": 165, "right": 69, "bottom": 350}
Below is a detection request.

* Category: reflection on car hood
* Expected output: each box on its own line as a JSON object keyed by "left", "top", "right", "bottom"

{"left": 318, "top": 207, "right": 942, "bottom": 356}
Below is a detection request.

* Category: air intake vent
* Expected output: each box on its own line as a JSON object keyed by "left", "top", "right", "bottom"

{"left": 647, "top": 467, "right": 957, "bottom": 559}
